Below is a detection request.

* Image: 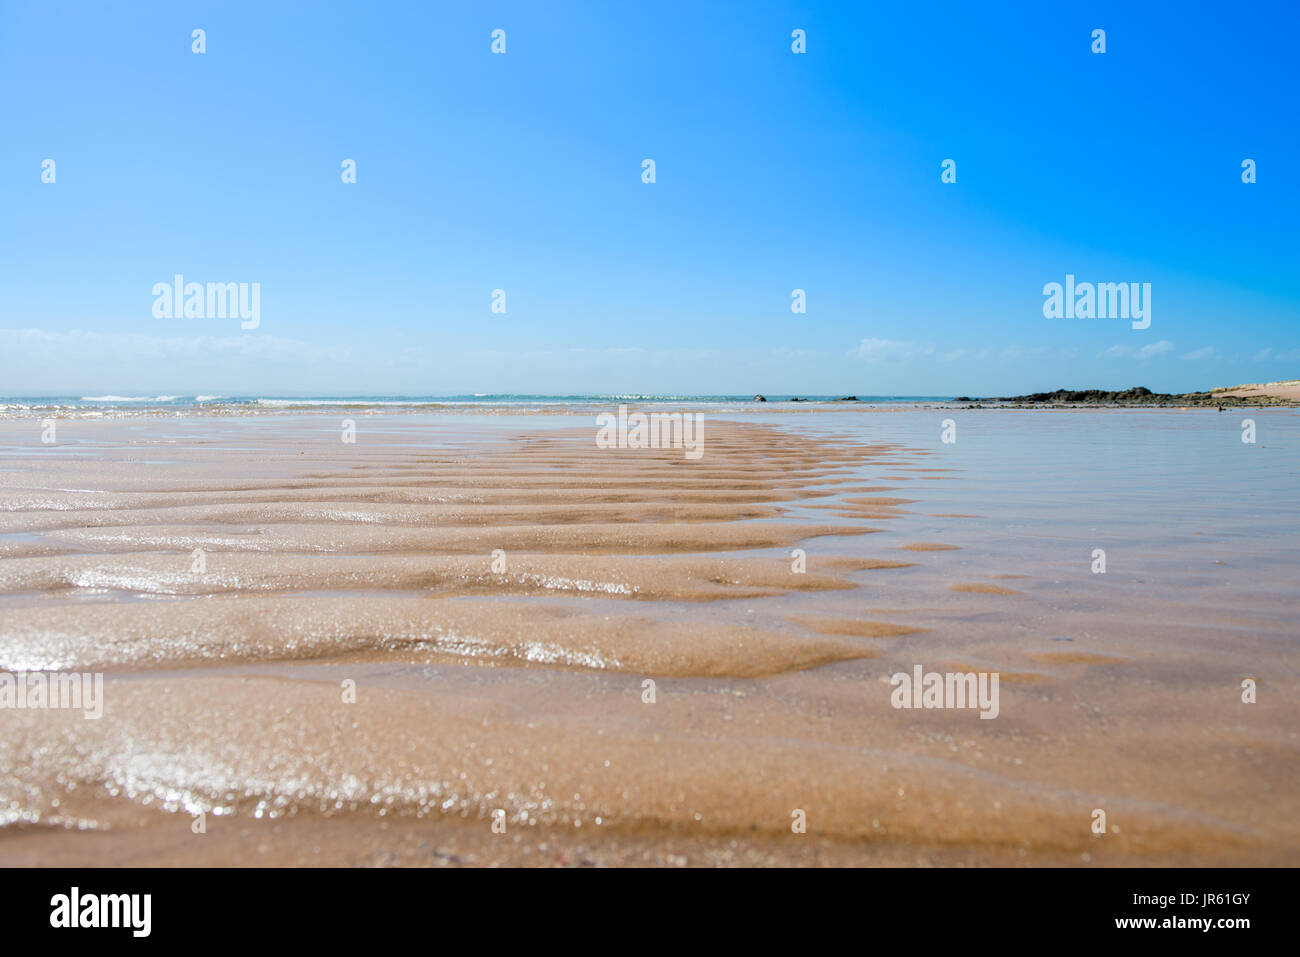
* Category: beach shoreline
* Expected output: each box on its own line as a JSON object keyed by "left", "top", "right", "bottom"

{"left": 2, "top": 380, "right": 1298, "bottom": 421}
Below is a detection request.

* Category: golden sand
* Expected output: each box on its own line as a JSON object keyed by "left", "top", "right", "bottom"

{"left": 1027, "top": 651, "right": 1129, "bottom": 666}
{"left": 950, "top": 582, "right": 1024, "bottom": 595}
{"left": 0, "top": 415, "right": 1296, "bottom": 867}
{"left": 1213, "top": 379, "right": 1300, "bottom": 401}
{"left": 788, "top": 617, "right": 927, "bottom": 638}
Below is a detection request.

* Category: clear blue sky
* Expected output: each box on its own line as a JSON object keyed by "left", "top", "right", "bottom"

{"left": 2, "top": 0, "right": 1297, "bottom": 396}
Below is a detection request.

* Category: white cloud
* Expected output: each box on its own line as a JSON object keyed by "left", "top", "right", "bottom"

{"left": 1181, "top": 346, "right": 1221, "bottom": 360}
{"left": 1140, "top": 341, "right": 1175, "bottom": 359}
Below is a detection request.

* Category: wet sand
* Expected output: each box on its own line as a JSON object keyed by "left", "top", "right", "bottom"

{"left": 1, "top": 412, "right": 1297, "bottom": 866}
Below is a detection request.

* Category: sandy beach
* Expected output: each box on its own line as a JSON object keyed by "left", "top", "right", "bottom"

{"left": 1214, "top": 380, "right": 1300, "bottom": 402}
{"left": 1, "top": 408, "right": 1297, "bottom": 866}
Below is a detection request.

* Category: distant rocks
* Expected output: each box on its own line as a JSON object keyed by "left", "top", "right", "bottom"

{"left": 987, "top": 386, "right": 1278, "bottom": 407}
{"left": 1006, "top": 386, "right": 1157, "bottom": 404}
{"left": 750, "top": 394, "right": 858, "bottom": 403}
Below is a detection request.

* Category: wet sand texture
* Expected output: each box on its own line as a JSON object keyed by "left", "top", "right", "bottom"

{"left": 1, "top": 415, "right": 1296, "bottom": 866}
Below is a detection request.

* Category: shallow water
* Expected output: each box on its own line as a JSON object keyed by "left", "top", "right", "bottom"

{"left": 0, "top": 409, "right": 1296, "bottom": 866}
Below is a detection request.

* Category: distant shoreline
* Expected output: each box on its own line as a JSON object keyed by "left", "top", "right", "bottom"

{"left": 953, "top": 380, "right": 1300, "bottom": 408}
{"left": 1, "top": 381, "right": 1297, "bottom": 418}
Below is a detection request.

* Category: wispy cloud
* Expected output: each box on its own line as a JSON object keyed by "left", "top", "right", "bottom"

{"left": 771, "top": 347, "right": 819, "bottom": 360}
{"left": 853, "top": 338, "right": 934, "bottom": 362}
{"left": 1251, "top": 347, "right": 1300, "bottom": 361}
{"left": 1181, "top": 346, "right": 1222, "bottom": 360}
{"left": 890, "top": 343, "right": 1077, "bottom": 363}
{"left": 1099, "top": 340, "right": 1175, "bottom": 360}
{"left": 995, "top": 345, "right": 1080, "bottom": 361}
{"left": 0, "top": 328, "right": 350, "bottom": 363}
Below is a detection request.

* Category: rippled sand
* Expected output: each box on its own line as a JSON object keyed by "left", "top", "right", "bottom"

{"left": 1, "top": 413, "right": 1296, "bottom": 866}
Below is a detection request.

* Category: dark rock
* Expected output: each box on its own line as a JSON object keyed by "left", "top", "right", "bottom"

{"left": 990, "top": 385, "right": 1271, "bottom": 407}
{"left": 753, "top": 394, "right": 766, "bottom": 402}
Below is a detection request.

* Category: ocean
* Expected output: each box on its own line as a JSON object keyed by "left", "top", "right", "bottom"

{"left": 0, "top": 394, "right": 954, "bottom": 416}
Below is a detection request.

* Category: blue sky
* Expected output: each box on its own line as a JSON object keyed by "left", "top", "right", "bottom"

{"left": 1, "top": 0, "right": 1297, "bottom": 396}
